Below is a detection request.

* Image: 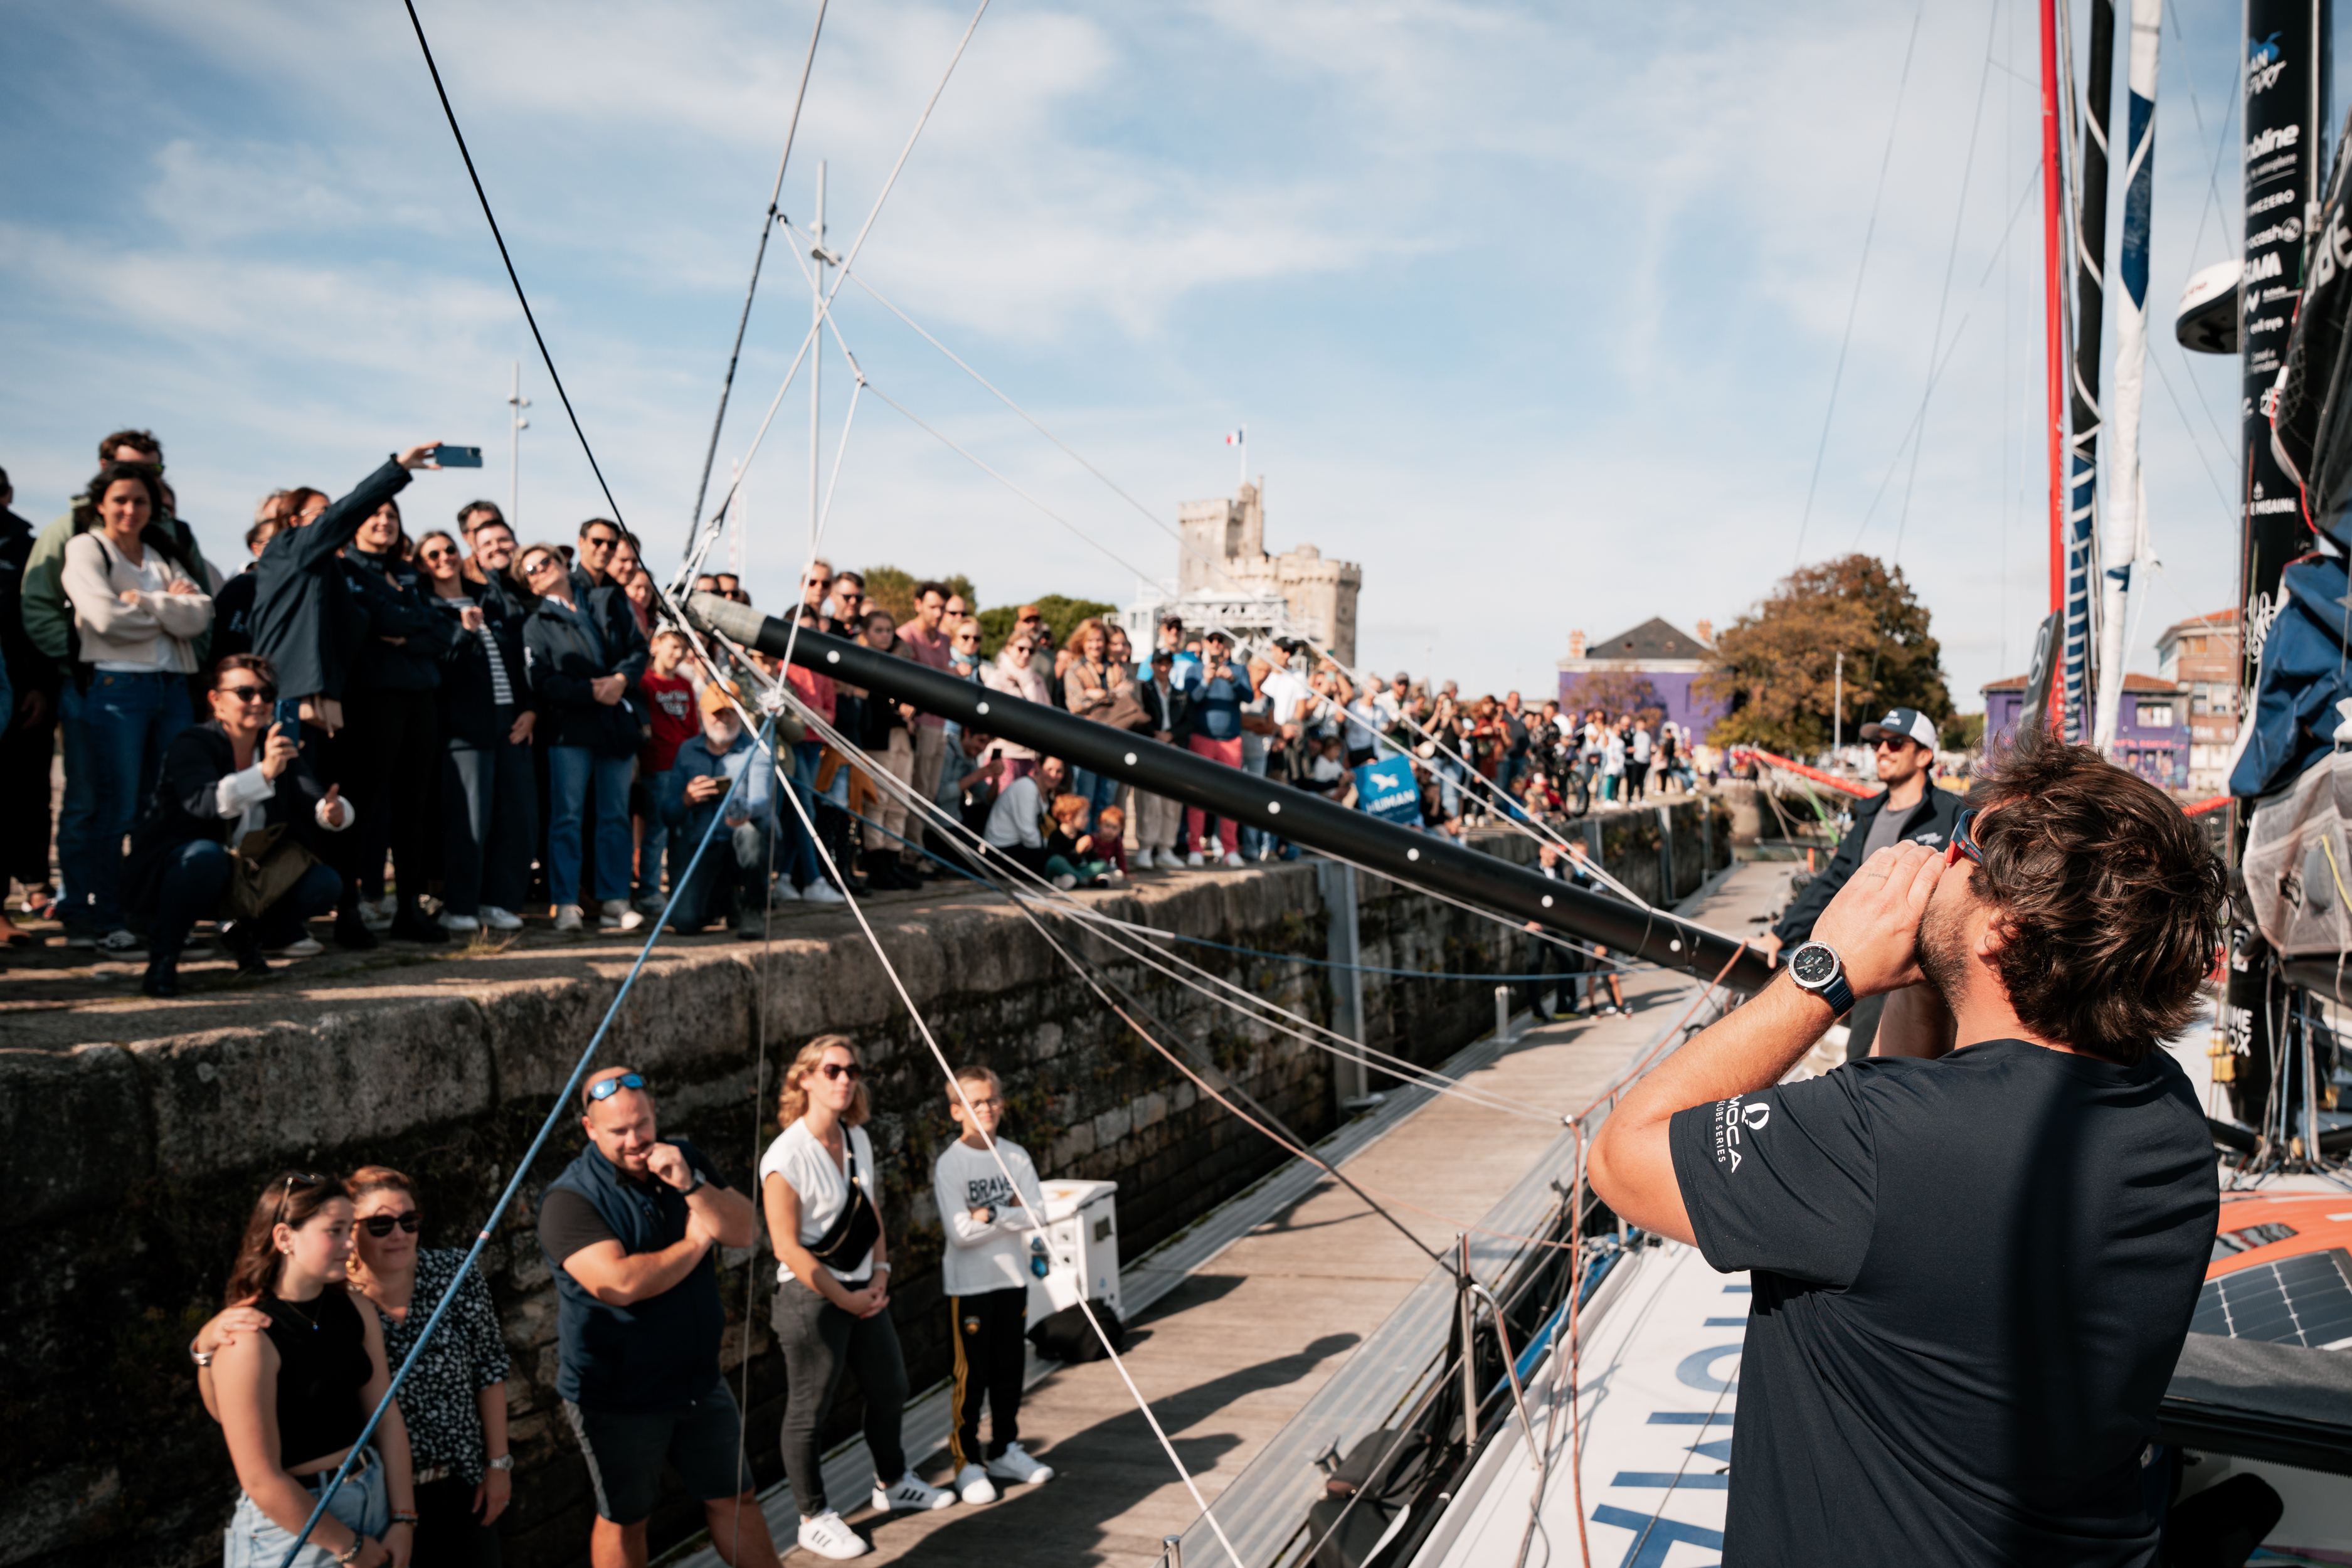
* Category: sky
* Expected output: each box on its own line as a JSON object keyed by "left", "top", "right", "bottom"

{"left": 0, "top": 0, "right": 2287, "bottom": 711}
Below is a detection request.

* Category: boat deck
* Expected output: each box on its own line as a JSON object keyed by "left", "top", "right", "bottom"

{"left": 676, "top": 858, "right": 1793, "bottom": 1565}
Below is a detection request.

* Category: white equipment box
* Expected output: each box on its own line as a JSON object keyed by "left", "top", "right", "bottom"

{"left": 1025, "top": 1179, "right": 1121, "bottom": 1322}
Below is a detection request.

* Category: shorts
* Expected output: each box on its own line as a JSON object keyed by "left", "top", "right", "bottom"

{"left": 223, "top": 1447, "right": 388, "bottom": 1567}
{"left": 561, "top": 1382, "right": 754, "bottom": 1525}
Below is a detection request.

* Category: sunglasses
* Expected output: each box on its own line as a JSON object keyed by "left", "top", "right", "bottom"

{"left": 1949, "top": 807, "right": 1985, "bottom": 866}
{"left": 523, "top": 557, "right": 561, "bottom": 576}
{"left": 820, "top": 1061, "right": 864, "bottom": 1082}
{"left": 219, "top": 682, "right": 277, "bottom": 703}
{"left": 361, "top": 1210, "right": 421, "bottom": 1238}
{"left": 418, "top": 546, "right": 453, "bottom": 563}
{"left": 276, "top": 1172, "right": 327, "bottom": 1225}
{"left": 586, "top": 1071, "right": 645, "bottom": 1103}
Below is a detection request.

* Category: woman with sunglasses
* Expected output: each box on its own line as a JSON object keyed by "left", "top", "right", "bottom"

{"left": 761, "top": 1036, "right": 951, "bottom": 1558}
{"left": 980, "top": 633, "right": 1051, "bottom": 782}
{"left": 337, "top": 500, "right": 457, "bottom": 946}
{"left": 417, "top": 531, "right": 534, "bottom": 935}
{"left": 516, "top": 542, "right": 650, "bottom": 933}
{"left": 197, "top": 1171, "right": 419, "bottom": 1567}
{"left": 122, "top": 654, "right": 352, "bottom": 997}
{"left": 345, "top": 1168, "right": 512, "bottom": 1565}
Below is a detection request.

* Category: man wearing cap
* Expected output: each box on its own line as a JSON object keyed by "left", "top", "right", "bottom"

{"left": 660, "top": 682, "right": 783, "bottom": 938}
{"left": 1157, "top": 614, "right": 1200, "bottom": 696}
{"left": 540, "top": 1066, "right": 776, "bottom": 1568}
{"left": 1763, "top": 706, "right": 1961, "bottom": 1057}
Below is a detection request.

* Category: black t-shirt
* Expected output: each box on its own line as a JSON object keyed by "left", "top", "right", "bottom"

{"left": 1668, "top": 1037, "right": 2217, "bottom": 1567}
{"left": 538, "top": 1142, "right": 729, "bottom": 1266}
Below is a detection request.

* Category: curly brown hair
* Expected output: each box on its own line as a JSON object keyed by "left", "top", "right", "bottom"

{"left": 1959, "top": 724, "right": 2225, "bottom": 1063}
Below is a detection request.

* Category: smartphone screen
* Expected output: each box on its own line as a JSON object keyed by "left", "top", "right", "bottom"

{"left": 430, "top": 445, "right": 485, "bottom": 468}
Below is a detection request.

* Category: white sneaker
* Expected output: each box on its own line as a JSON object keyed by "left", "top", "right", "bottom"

{"left": 553, "top": 904, "right": 584, "bottom": 932}
{"left": 954, "top": 1462, "right": 998, "bottom": 1504}
{"left": 440, "top": 911, "right": 481, "bottom": 934}
{"left": 1133, "top": 849, "right": 1154, "bottom": 869}
{"left": 986, "top": 1442, "right": 1055, "bottom": 1485}
{"left": 802, "top": 880, "right": 847, "bottom": 905}
{"left": 770, "top": 881, "right": 802, "bottom": 905}
{"left": 599, "top": 899, "right": 644, "bottom": 931}
{"left": 1052, "top": 873, "right": 1078, "bottom": 891}
{"left": 1107, "top": 868, "right": 1128, "bottom": 884}
{"left": 262, "top": 935, "right": 325, "bottom": 958}
{"left": 359, "top": 894, "right": 395, "bottom": 931}
{"left": 1184, "top": 851, "right": 1204, "bottom": 867}
{"left": 65, "top": 930, "right": 97, "bottom": 950}
{"left": 479, "top": 906, "right": 524, "bottom": 931}
{"left": 795, "top": 1510, "right": 869, "bottom": 1560}
{"left": 97, "top": 928, "right": 146, "bottom": 957}
{"left": 1222, "top": 852, "right": 1245, "bottom": 868}
{"left": 873, "top": 1472, "right": 955, "bottom": 1512}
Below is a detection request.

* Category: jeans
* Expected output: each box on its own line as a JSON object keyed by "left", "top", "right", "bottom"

{"left": 786, "top": 742, "right": 823, "bottom": 888}
{"left": 669, "top": 818, "right": 773, "bottom": 931}
{"left": 82, "top": 670, "right": 193, "bottom": 930}
{"left": 635, "top": 770, "right": 670, "bottom": 905}
{"left": 547, "top": 747, "right": 635, "bottom": 906}
{"left": 152, "top": 840, "right": 342, "bottom": 960}
{"left": 222, "top": 1448, "right": 387, "bottom": 1567}
{"left": 772, "top": 1276, "right": 911, "bottom": 1517}
{"left": 1237, "top": 746, "right": 1269, "bottom": 859}
{"left": 442, "top": 734, "right": 537, "bottom": 916}
{"left": 1435, "top": 756, "right": 1464, "bottom": 821}
{"left": 1068, "top": 765, "right": 1120, "bottom": 835}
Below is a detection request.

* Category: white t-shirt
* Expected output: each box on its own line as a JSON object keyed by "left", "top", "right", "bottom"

{"left": 931, "top": 1136, "right": 1046, "bottom": 1296}
{"left": 983, "top": 774, "right": 1043, "bottom": 849}
{"left": 758, "top": 1120, "right": 878, "bottom": 1282}
{"left": 95, "top": 553, "right": 186, "bottom": 674}
{"left": 1261, "top": 667, "right": 1313, "bottom": 728}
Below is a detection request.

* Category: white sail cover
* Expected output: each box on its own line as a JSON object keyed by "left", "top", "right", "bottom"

{"left": 2095, "top": 0, "right": 2162, "bottom": 753}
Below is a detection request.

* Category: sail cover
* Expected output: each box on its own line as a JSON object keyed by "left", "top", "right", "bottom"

{"left": 2270, "top": 121, "right": 2352, "bottom": 548}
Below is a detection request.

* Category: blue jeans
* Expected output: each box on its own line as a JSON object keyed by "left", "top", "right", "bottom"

{"left": 1068, "top": 766, "right": 1120, "bottom": 834}
{"left": 442, "top": 736, "right": 536, "bottom": 915}
{"left": 152, "top": 840, "right": 342, "bottom": 960}
{"left": 548, "top": 747, "right": 635, "bottom": 906}
{"left": 636, "top": 767, "right": 672, "bottom": 905}
{"left": 222, "top": 1448, "right": 387, "bottom": 1567}
{"left": 82, "top": 671, "right": 193, "bottom": 930}
{"left": 1239, "top": 748, "right": 1270, "bottom": 859}
{"left": 787, "top": 742, "right": 823, "bottom": 889}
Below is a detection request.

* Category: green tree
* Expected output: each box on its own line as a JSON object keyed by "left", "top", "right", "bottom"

{"left": 1698, "top": 553, "right": 1951, "bottom": 755}
{"left": 1560, "top": 670, "right": 1667, "bottom": 728}
{"left": 975, "top": 594, "right": 1117, "bottom": 659}
{"left": 859, "top": 567, "right": 977, "bottom": 627}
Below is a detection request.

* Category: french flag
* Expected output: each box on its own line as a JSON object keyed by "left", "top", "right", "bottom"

{"left": 1224, "top": 428, "right": 1244, "bottom": 446}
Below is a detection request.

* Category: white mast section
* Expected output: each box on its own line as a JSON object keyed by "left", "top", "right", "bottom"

{"left": 2094, "top": 0, "right": 2163, "bottom": 753}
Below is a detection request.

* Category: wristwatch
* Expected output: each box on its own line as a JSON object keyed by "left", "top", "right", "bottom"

{"left": 487, "top": 1454, "right": 515, "bottom": 1472}
{"left": 1786, "top": 941, "right": 1855, "bottom": 1017}
{"left": 682, "top": 1167, "right": 706, "bottom": 1197}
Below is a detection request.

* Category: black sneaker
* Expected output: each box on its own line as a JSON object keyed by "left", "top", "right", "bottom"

{"left": 221, "top": 922, "right": 272, "bottom": 980}
{"left": 141, "top": 958, "right": 179, "bottom": 998}
{"left": 332, "top": 911, "right": 380, "bottom": 951}
{"left": 388, "top": 908, "right": 450, "bottom": 945}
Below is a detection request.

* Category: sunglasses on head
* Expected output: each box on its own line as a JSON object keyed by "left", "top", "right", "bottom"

{"left": 586, "top": 1071, "right": 645, "bottom": 1103}
{"left": 361, "top": 1210, "right": 421, "bottom": 1237}
{"left": 276, "top": 1172, "right": 327, "bottom": 1225}
{"left": 820, "top": 1061, "right": 864, "bottom": 1082}
{"left": 1948, "top": 807, "right": 1985, "bottom": 866}
{"left": 220, "top": 682, "right": 277, "bottom": 703}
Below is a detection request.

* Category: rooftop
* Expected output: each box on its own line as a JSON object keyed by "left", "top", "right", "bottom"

{"left": 1981, "top": 671, "right": 2181, "bottom": 694}
{"left": 2157, "top": 607, "right": 2238, "bottom": 646}
{"left": 1565, "top": 617, "right": 1713, "bottom": 662}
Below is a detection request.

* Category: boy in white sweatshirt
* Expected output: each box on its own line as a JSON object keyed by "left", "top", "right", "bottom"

{"left": 932, "top": 1064, "right": 1057, "bottom": 1503}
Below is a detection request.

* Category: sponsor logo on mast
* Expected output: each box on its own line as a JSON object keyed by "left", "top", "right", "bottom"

{"left": 2246, "top": 123, "right": 2302, "bottom": 163}
{"left": 2249, "top": 31, "right": 2288, "bottom": 93}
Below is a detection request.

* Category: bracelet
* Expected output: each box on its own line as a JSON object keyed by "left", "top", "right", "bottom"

{"left": 873, "top": 1261, "right": 892, "bottom": 1273}
{"left": 334, "top": 1537, "right": 368, "bottom": 1565}
{"left": 188, "top": 1339, "right": 213, "bottom": 1368}
{"left": 389, "top": 1512, "right": 419, "bottom": 1527}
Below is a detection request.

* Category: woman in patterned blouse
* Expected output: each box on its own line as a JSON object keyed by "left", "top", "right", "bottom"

{"left": 344, "top": 1168, "right": 512, "bottom": 1567}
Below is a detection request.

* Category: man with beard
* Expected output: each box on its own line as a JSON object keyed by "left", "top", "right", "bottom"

{"left": 1589, "top": 724, "right": 2223, "bottom": 1568}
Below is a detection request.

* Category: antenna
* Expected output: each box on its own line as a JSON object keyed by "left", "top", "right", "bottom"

{"left": 507, "top": 359, "right": 531, "bottom": 524}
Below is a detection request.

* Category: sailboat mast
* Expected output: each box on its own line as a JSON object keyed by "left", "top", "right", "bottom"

{"left": 2063, "top": 1, "right": 2118, "bottom": 744}
{"left": 2094, "top": 0, "right": 2163, "bottom": 755}
{"left": 2040, "top": 0, "right": 2070, "bottom": 724}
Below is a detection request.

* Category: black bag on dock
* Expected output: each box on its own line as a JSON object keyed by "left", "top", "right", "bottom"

{"left": 1027, "top": 1298, "right": 1125, "bottom": 1362}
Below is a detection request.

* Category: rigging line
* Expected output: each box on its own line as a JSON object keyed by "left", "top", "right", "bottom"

{"left": 729, "top": 768, "right": 787, "bottom": 1568}
{"left": 1793, "top": 0, "right": 1931, "bottom": 568}
{"left": 679, "top": 0, "right": 988, "bottom": 578}
{"left": 2147, "top": 342, "right": 2238, "bottom": 516}
{"left": 403, "top": 0, "right": 636, "bottom": 541}
{"left": 762, "top": 691, "right": 1573, "bottom": 1122}
{"left": 272, "top": 731, "right": 768, "bottom": 1565}
{"left": 2171, "top": 3, "right": 2244, "bottom": 265}
{"left": 658, "top": 623, "right": 1249, "bottom": 1567}
{"left": 686, "top": 0, "right": 830, "bottom": 548}
{"left": 1890, "top": 0, "right": 2004, "bottom": 566}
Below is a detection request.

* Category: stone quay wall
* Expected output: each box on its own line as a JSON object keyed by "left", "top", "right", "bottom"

{"left": 1, "top": 797, "right": 1730, "bottom": 1568}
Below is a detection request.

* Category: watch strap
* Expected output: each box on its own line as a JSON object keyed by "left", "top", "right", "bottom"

{"left": 1821, "top": 973, "right": 1855, "bottom": 1017}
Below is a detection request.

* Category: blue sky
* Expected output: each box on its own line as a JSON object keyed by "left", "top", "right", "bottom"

{"left": 0, "top": 0, "right": 2274, "bottom": 709}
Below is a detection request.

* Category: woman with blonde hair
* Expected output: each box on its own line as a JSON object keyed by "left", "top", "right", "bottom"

{"left": 760, "top": 1036, "right": 950, "bottom": 1558}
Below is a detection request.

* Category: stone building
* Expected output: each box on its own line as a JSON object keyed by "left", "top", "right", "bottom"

{"left": 1166, "top": 480, "right": 1363, "bottom": 665}
{"left": 1556, "top": 617, "right": 1727, "bottom": 737}
{"left": 2156, "top": 607, "right": 2240, "bottom": 796}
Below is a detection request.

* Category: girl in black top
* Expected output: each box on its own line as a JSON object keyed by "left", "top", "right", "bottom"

{"left": 202, "top": 1172, "right": 417, "bottom": 1567}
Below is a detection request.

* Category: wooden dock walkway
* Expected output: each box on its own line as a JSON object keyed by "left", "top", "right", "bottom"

{"left": 676, "top": 860, "right": 1791, "bottom": 1566}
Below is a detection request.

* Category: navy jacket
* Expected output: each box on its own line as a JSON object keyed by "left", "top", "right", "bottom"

{"left": 1773, "top": 782, "right": 1967, "bottom": 948}
{"left": 251, "top": 460, "right": 410, "bottom": 701}
{"left": 522, "top": 586, "right": 648, "bottom": 755}
{"left": 429, "top": 590, "right": 533, "bottom": 749}
{"left": 541, "top": 1138, "right": 727, "bottom": 1413}
{"left": 123, "top": 721, "right": 337, "bottom": 918}
{"left": 0, "top": 506, "right": 44, "bottom": 695}
{"left": 344, "top": 544, "right": 453, "bottom": 693}
{"left": 209, "top": 568, "right": 260, "bottom": 666}
{"left": 2232, "top": 554, "right": 2349, "bottom": 798}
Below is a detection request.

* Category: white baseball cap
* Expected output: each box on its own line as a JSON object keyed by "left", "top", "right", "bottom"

{"left": 1859, "top": 707, "right": 1938, "bottom": 751}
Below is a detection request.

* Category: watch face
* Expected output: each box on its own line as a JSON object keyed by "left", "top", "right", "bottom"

{"left": 1791, "top": 944, "right": 1838, "bottom": 987}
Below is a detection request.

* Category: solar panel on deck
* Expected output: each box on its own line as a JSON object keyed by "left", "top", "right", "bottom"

{"left": 2193, "top": 1248, "right": 2352, "bottom": 1350}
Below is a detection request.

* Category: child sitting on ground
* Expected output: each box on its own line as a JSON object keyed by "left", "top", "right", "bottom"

{"left": 1092, "top": 804, "right": 1131, "bottom": 876}
{"left": 1044, "top": 793, "right": 1116, "bottom": 889}
{"left": 931, "top": 1064, "right": 1056, "bottom": 1504}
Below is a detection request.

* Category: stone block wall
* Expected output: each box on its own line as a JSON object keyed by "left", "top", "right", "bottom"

{"left": 1, "top": 797, "right": 1724, "bottom": 1568}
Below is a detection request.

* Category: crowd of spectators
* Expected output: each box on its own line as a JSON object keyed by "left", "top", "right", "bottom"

{"left": 0, "top": 427, "right": 1729, "bottom": 997}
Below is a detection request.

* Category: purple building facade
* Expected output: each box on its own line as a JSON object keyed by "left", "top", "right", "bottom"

{"left": 1982, "top": 672, "right": 2193, "bottom": 788}
{"left": 1555, "top": 617, "right": 1730, "bottom": 737}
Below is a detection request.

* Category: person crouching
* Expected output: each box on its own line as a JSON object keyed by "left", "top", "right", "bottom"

{"left": 124, "top": 654, "right": 351, "bottom": 997}
{"left": 660, "top": 683, "right": 781, "bottom": 939}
